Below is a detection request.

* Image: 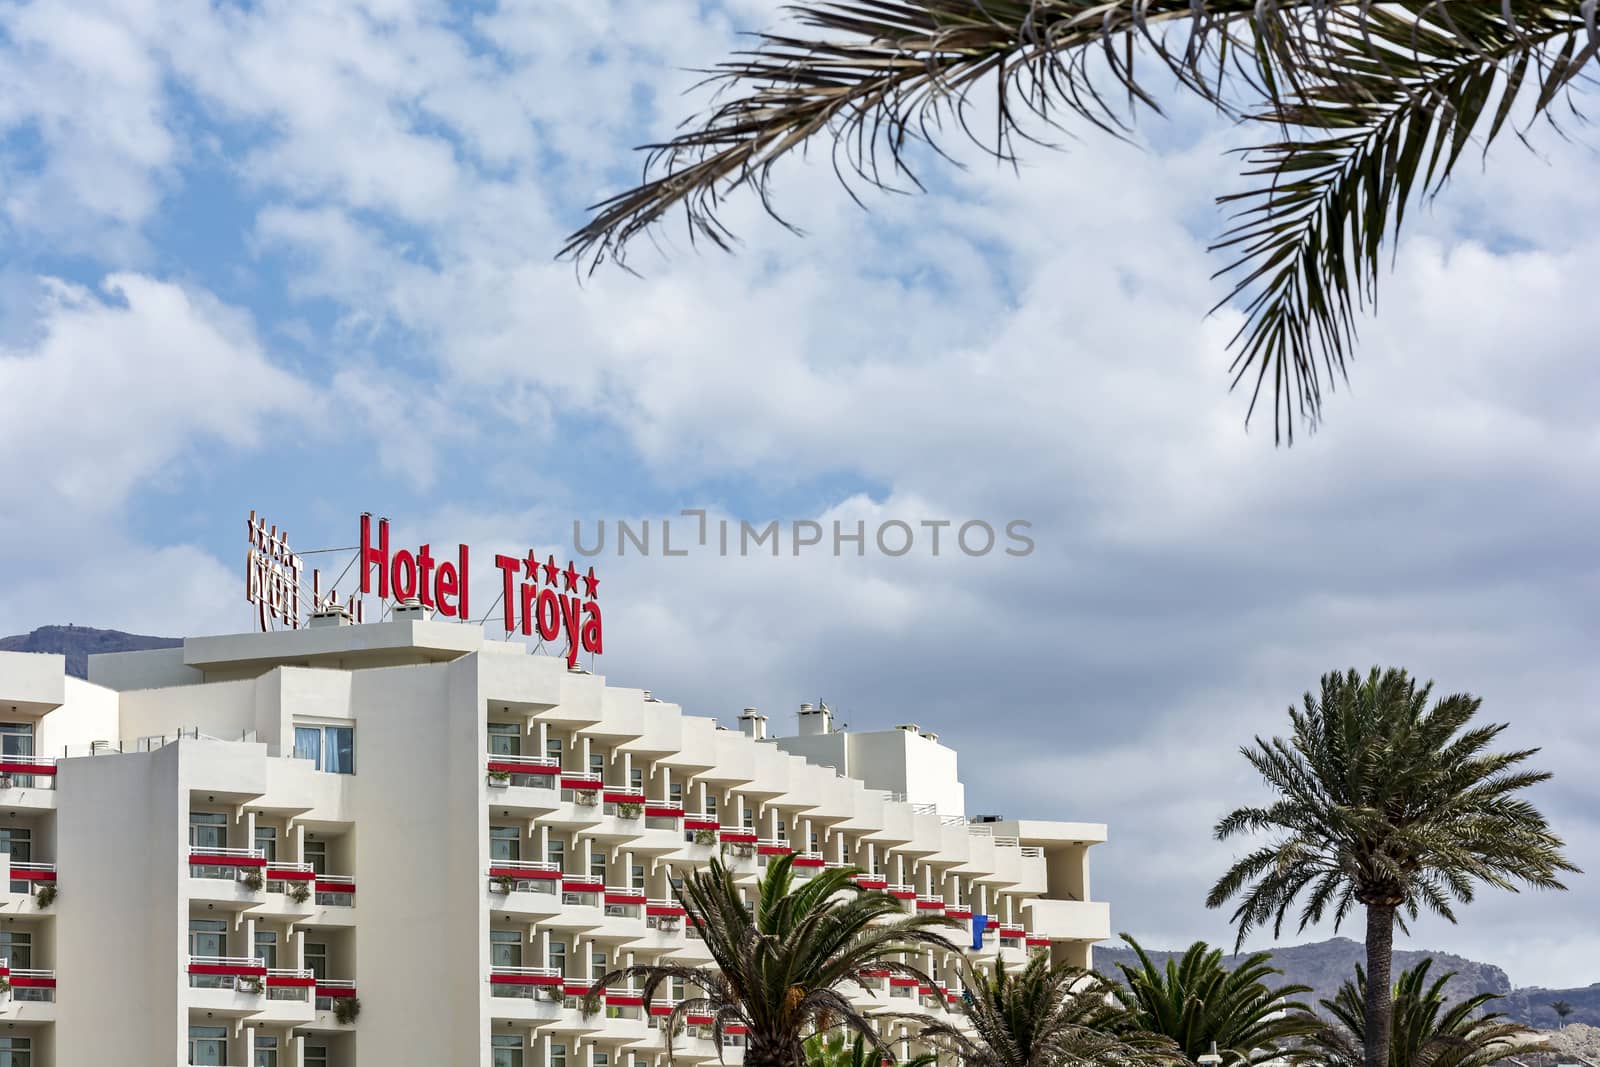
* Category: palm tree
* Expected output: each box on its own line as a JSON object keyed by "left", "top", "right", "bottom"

{"left": 1549, "top": 1000, "right": 1575, "bottom": 1025}
{"left": 1206, "top": 667, "right": 1577, "bottom": 1067}
{"left": 1306, "top": 959, "right": 1545, "bottom": 1067}
{"left": 915, "top": 953, "right": 1179, "bottom": 1067}
{"left": 1110, "top": 935, "right": 1319, "bottom": 1064}
{"left": 585, "top": 854, "right": 959, "bottom": 1067}
{"left": 804, "top": 1030, "right": 938, "bottom": 1067}
{"left": 562, "top": 2, "right": 1599, "bottom": 443}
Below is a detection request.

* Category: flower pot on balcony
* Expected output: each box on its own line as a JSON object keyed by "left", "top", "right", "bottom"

{"left": 34, "top": 883, "right": 56, "bottom": 908}
{"left": 0, "top": 776, "right": 13, "bottom": 790}
{"left": 487, "top": 771, "right": 512, "bottom": 787}
{"left": 238, "top": 869, "right": 265, "bottom": 892}
{"left": 615, "top": 802, "right": 643, "bottom": 819}
{"left": 237, "top": 978, "right": 264, "bottom": 995}
{"left": 287, "top": 881, "right": 311, "bottom": 904}
{"left": 575, "top": 791, "right": 599, "bottom": 807}
{"left": 693, "top": 829, "right": 716, "bottom": 846}
{"left": 489, "top": 875, "right": 515, "bottom": 895}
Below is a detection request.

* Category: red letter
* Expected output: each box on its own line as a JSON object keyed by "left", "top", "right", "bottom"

{"left": 535, "top": 588, "right": 561, "bottom": 641}
{"left": 458, "top": 544, "right": 470, "bottom": 621}
{"left": 520, "top": 578, "right": 537, "bottom": 636}
{"left": 560, "top": 594, "right": 582, "bottom": 666}
{"left": 391, "top": 550, "right": 417, "bottom": 601}
{"left": 416, "top": 544, "right": 436, "bottom": 608}
{"left": 434, "top": 562, "right": 459, "bottom": 617}
{"left": 581, "top": 601, "right": 603, "bottom": 655}
{"left": 494, "top": 554, "right": 520, "bottom": 633}
{"left": 360, "top": 514, "right": 388, "bottom": 599}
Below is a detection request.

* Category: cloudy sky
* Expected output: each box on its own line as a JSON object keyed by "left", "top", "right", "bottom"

{"left": 2, "top": 0, "right": 1596, "bottom": 988}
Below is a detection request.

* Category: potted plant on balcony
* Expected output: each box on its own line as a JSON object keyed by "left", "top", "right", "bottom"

{"left": 239, "top": 868, "right": 265, "bottom": 891}
{"left": 0, "top": 974, "right": 11, "bottom": 1000}
{"left": 490, "top": 874, "right": 516, "bottom": 895}
{"left": 540, "top": 985, "right": 564, "bottom": 1003}
{"left": 487, "top": 769, "right": 512, "bottom": 787}
{"left": 693, "top": 828, "right": 716, "bottom": 846}
{"left": 333, "top": 996, "right": 361, "bottom": 1024}
{"left": 237, "top": 976, "right": 264, "bottom": 995}
{"left": 0, "top": 775, "right": 13, "bottom": 790}
{"left": 616, "top": 801, "right": 643, "bottom": 819}
{"left": 33, "top": 883, "right": 55, "bottom": 908}
{"left": 575, "top": 789, "right": 599, "bottom": 807}
{"left": 287, "top": 881, "right": 312, "bottom": 904}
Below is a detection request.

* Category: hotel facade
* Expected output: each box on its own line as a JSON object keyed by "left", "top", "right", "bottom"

{"left": 0, "top": 614, "right": 1108, "bottom": 1067}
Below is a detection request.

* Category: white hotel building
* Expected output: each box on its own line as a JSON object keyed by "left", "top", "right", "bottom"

{"left": 0, "top": 614, "right": 1108, "bottom": 1067}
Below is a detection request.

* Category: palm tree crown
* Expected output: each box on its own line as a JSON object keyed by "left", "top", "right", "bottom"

{"left": 917, "top": 953, "right": 1179, "bottom": 1067}
{"left": 563, "top": 1, "right": 1599, "bottom": 442}
{"left": 586, "top": 855, "right": 959, "bottom": 1067}
{"left": 1307, "top": 959, "right": 1545, "bottom": 1067}
{"left": 1109, "top": 935, "right": 1318, "bottom": 1064}
{"left": 1206, "top": 667, "right": 1576, "bottom": 1067}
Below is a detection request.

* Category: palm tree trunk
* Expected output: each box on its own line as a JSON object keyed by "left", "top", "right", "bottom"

{"left": 1363, "top": 903, "right": 1396, "bottom": 1067}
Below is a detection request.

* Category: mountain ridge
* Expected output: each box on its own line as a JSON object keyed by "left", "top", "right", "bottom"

{"left": 0, "top": 624, "right": 181, "bottom": 680}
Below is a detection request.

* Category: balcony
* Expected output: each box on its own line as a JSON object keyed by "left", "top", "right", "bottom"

{"left": 915, "top": 895, "right": 945, "bottom": 913}
{"left": 0, "top": 961, "right": 55, "bottom": 1023}
{"left": 603, "top": 885, "right": 647, "bottom": 918}
{"left": 885, "top": 883, "right": 917, "bottom": 902}
{"left": 314, "top": 875, "right": 356, "bottom": 907}
{"left": 755, "top": 839, "right": 792, "bottom": 860}
{"left": 792, "top": 851, "right": 826, "bottom": 870}
{"left": 7, "top": 861, "right": 55, "bottom": 904}
{"left": 188, "top": 845, "right": 266, "bottom": 879}
{"left": 0, "top": 757, "right": 57, "bottom": 806}
{"left": 187, "top": 955, "right": 271, "bottom": 1016}
{"left": 256, "top": 968, "right": 316, "bottom": 1023}
{"left": 853, "top": 874, "right": 888, "bottom": 891}
{"left": 314, "top": 978, "right": 357, "bottom": 1014}
{"left": 1022, "top": 897, "right": 1110, "bottom": 942}
{"left": 488, "top": 966, "right": 565, "bottom": 1024}
{"left": 486, "top": 753, "right": 560, "bottom": 788}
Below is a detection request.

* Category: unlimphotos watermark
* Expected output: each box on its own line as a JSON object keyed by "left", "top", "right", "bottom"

{"left": 571, "top": 511, "right": 1034, "bottom": 558}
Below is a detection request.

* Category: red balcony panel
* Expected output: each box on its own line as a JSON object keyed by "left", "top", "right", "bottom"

{"left": 725, "top": 1025, "right": 749, "bottom": 1036}
{"left": 887, "top": 889, "right": 916, "bottom": 900}
{"left": 686, "top": 1013, "right": 714, "bottom": 1026}
{"left": 9, "top": 974, "right": 54, "bottom": 989}
{"left": 999, "top": 925, "right": 1025, "bottom": 938}
{"left": 603, "top": 791, "right": 646, "bottom": 804}
{"left": 605, "top": 992, "right": 645, "bottom": 1007}
{"left": 488, "top": 761, "right": 558, "bottom": 775}
{"left": 189, "top": 963, "right": 268, "bottom": 977}
{"left": 188, "top": 854, "right": 267, "bottom": 868}
{"left": 1025, "top": 936, "right": 1051, "bottom": 947}
{"left": 604, "top": 891, "right": 647, "bottom": 905}
{"left": 267, "top": 974, "right": 317, "bottom": 988}
{"left": 314, "top": 880, "right": 356, "bottom": 894}
{"left": 0, "top": 762, "right": 55, "bottom": 777}
{"left": 756, "top": 844, "right": 792, "bottom": 857}
{"left": 859, "top": 969, "right": 891, "bottom": 979}
{"left": 561, "top": 778, "right": 602, "bottom": 792}
{"left": 917, "top": 985, "right": 934, "bottom": 995}
{"left": 564, "top": 982, "right": 591, "bottom": 997}
{"left": 10, "top": 868, "right": 54, "bottom": 883}
{"left": 915, "top": 900, "right": 944, "bottom": 911}
{"left": 266, "top": 868, "right": 314, "bottom": 882}
{"left": 792, "top": 856, "right": 826, "bottom": 868}
{"left": 648, "top": 1003, "right": 676, "bottom": 1017}
{"left": 888, "top": 977, "right": 918, "bottom": 988}
{"left": 562, "top": 878, "right": 604, "bottom": 894}
{"left": 490, "top": 867, "right": 561, "bottom": 880}
{"left": 854, "top": 877, "right": 888, "bottom": 890}
{"left": 645, "top": 806, "right": 684, "bottom": 819}
{"left": 944, "top": 908, "right": 973, "bottom": 920}
{"left": 488, "top": 972, "right": 563, "bottom": 987}
{"left": 718, "top": 830, "right": 758, "bottom": 844}
{"left": 684, "top": 818, "right": 720, "bottom": 832}
{"left": 317, "top": 984, "right": 357, "bottom": 998}
{"left": 646, "top": 903, "right": 686, "bottom": 917}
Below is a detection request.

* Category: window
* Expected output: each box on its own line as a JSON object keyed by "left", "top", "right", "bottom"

{"left": 588, "top": 851, "right": 606, "bottom": 882}
{"left": 295, "top": 724, "right": 354, "bottom": 774}
{"left": 588, "top": 752, "right": 605, "bottom": 777}
{"left": 669, "top": 782, "right": 683, "bottom": 805}
{"left": 303, "top": 839, "right": 327, "bottom": 875}
{"left": 491, "top": 930, "right": 522, "bottom": 969}
{"left": 254, "top": 825, "right": 277, "bottom": 862}
{"left": 0, "top": 724, "right": 35, "bottom": 789}
{"left": 0, "top": 827, "right": 30, "bottom": 893}
{"left": 591, "top": 949, "right": 607, "bottom": 978}
{"left": 0, "top": 1036, "right": 31, "bottom": 1067}
{"left": 490, "top": 825, "right": 521, "bottom": 863}
{"left": 488, "top": 722, "right": 521, "bottom": 757}
{"left": 189, "top": 812, "right": 227, "bottom": 849}
{"left": 188, "top": 1026, "right": 227, "bottom": 1066}
{"left": 549, "top": 1043, "right": 567, "bottom": 1067}
{"left": 188, "top": 919, "right": 228, "bottom": 987}
{"left": 254, "top": 1036, "right": 278, "bottom": 1067}
{"left": 304, "top": 1047, "right": 328, "bottom": 1067}
{"left": 546, "top": 836, "right": 564, "bottom": 870}
{"left": 255, "top": 930, "right": 277, "bottom": 970}
{"left": 703, "top": 794, "right": 716, "bottom": 816}
{"left": 629, "top": 767, "right": 643, "bottom": 791}
{"left": 743, "top": 808, "right": 755, "bottom": 829}
{"left": 304, "top": 941, "right": 327, "bottom": 981}
{"left": 593, "top": 1053, "right": 610, "bottom": 1067}
{"left": 0, "top": 932, "right": 30, "bottom": 971}
{"left": 546, "top": 737, "right": 563, "bottom": 764}
{"left": 493, "top": 1035, "right": 525, "bottom": 1067}
{"left": 548, "top": 939, "right": 566, "bottom": 976}
{"left": 631, "top": 865, "right": 646, "bottom": 891}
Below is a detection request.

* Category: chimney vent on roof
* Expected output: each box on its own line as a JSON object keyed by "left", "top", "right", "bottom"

{"left": 923, "top": 732, "right": 938, "bottom": 743}
{"left": 798, "top": 703, "right": 832, "bottom": 736}
{"left": 392, "top": 598, "right": 431, "bottom": 621}
{"left": 309, "top": 604, "right": 353, "bottom": 628}
{"left": 895, "top": 723, "right": 921, "bottom": 734}
{"left": 738, "top": 708, "right": 768, "bottom": 740}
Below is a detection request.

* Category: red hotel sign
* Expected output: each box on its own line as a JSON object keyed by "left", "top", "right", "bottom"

{"left": 360, "top": 515, "right": 602, "bottom": 666}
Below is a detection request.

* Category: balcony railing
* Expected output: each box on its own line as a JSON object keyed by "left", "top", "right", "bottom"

{"left": 915, "top": 895, "right": 945, "bottom": 912}
{"left": 0, "top": 757, "right": 57, "bottom": 791}
{"left": 487, "top": 754, "right": 560, "bottom": 787}
{"left": 265, "top": 967, "right": 315, "bottom": 1000}
{"left": 188, "top": 846, "right": 266, "bottom": 879}
{"left": 490, "top": 965, "right": 564, "bottom": 997}
{"left": 792, "top": 852, "right": 826, "bottom": 868}
{"left": 487, "top": 859, "right": 562, "bottom": 895}
{"left": 645, "top": 898, "right": 685, "bottom": 930}
{"left": 315, "top": 978, "right": 356, "bottom": 1011}
{"left": 188, "top": 954, "right": 267, "bottom": 991}
{"left": 683, "top": 812, "right": 720, "bottom": 832}
{"left": 756, "top": 839, "right": 792, "bottom": 857}
{"left": 9, "top": 861, "right": 56, "bottom": 885}
{"left": 314, "top": 875, "right": 356, "bottom": 906}
{"left": 559, "top": 771, "right": 603, "bottom": 798}
{"left": 885, "top": 883, "right": 917, "bottom": 900}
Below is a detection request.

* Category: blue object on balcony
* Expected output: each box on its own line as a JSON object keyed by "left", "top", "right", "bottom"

{"left": 970, "top": 913, "right": 987, "bottom": 949}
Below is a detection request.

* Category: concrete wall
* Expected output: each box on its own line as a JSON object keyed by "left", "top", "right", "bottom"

{"left": 36, "top": 678, "right": 120, "bottom": 759}
{"left": 55, "top": 745, "right": 184, "bottom": 1065}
